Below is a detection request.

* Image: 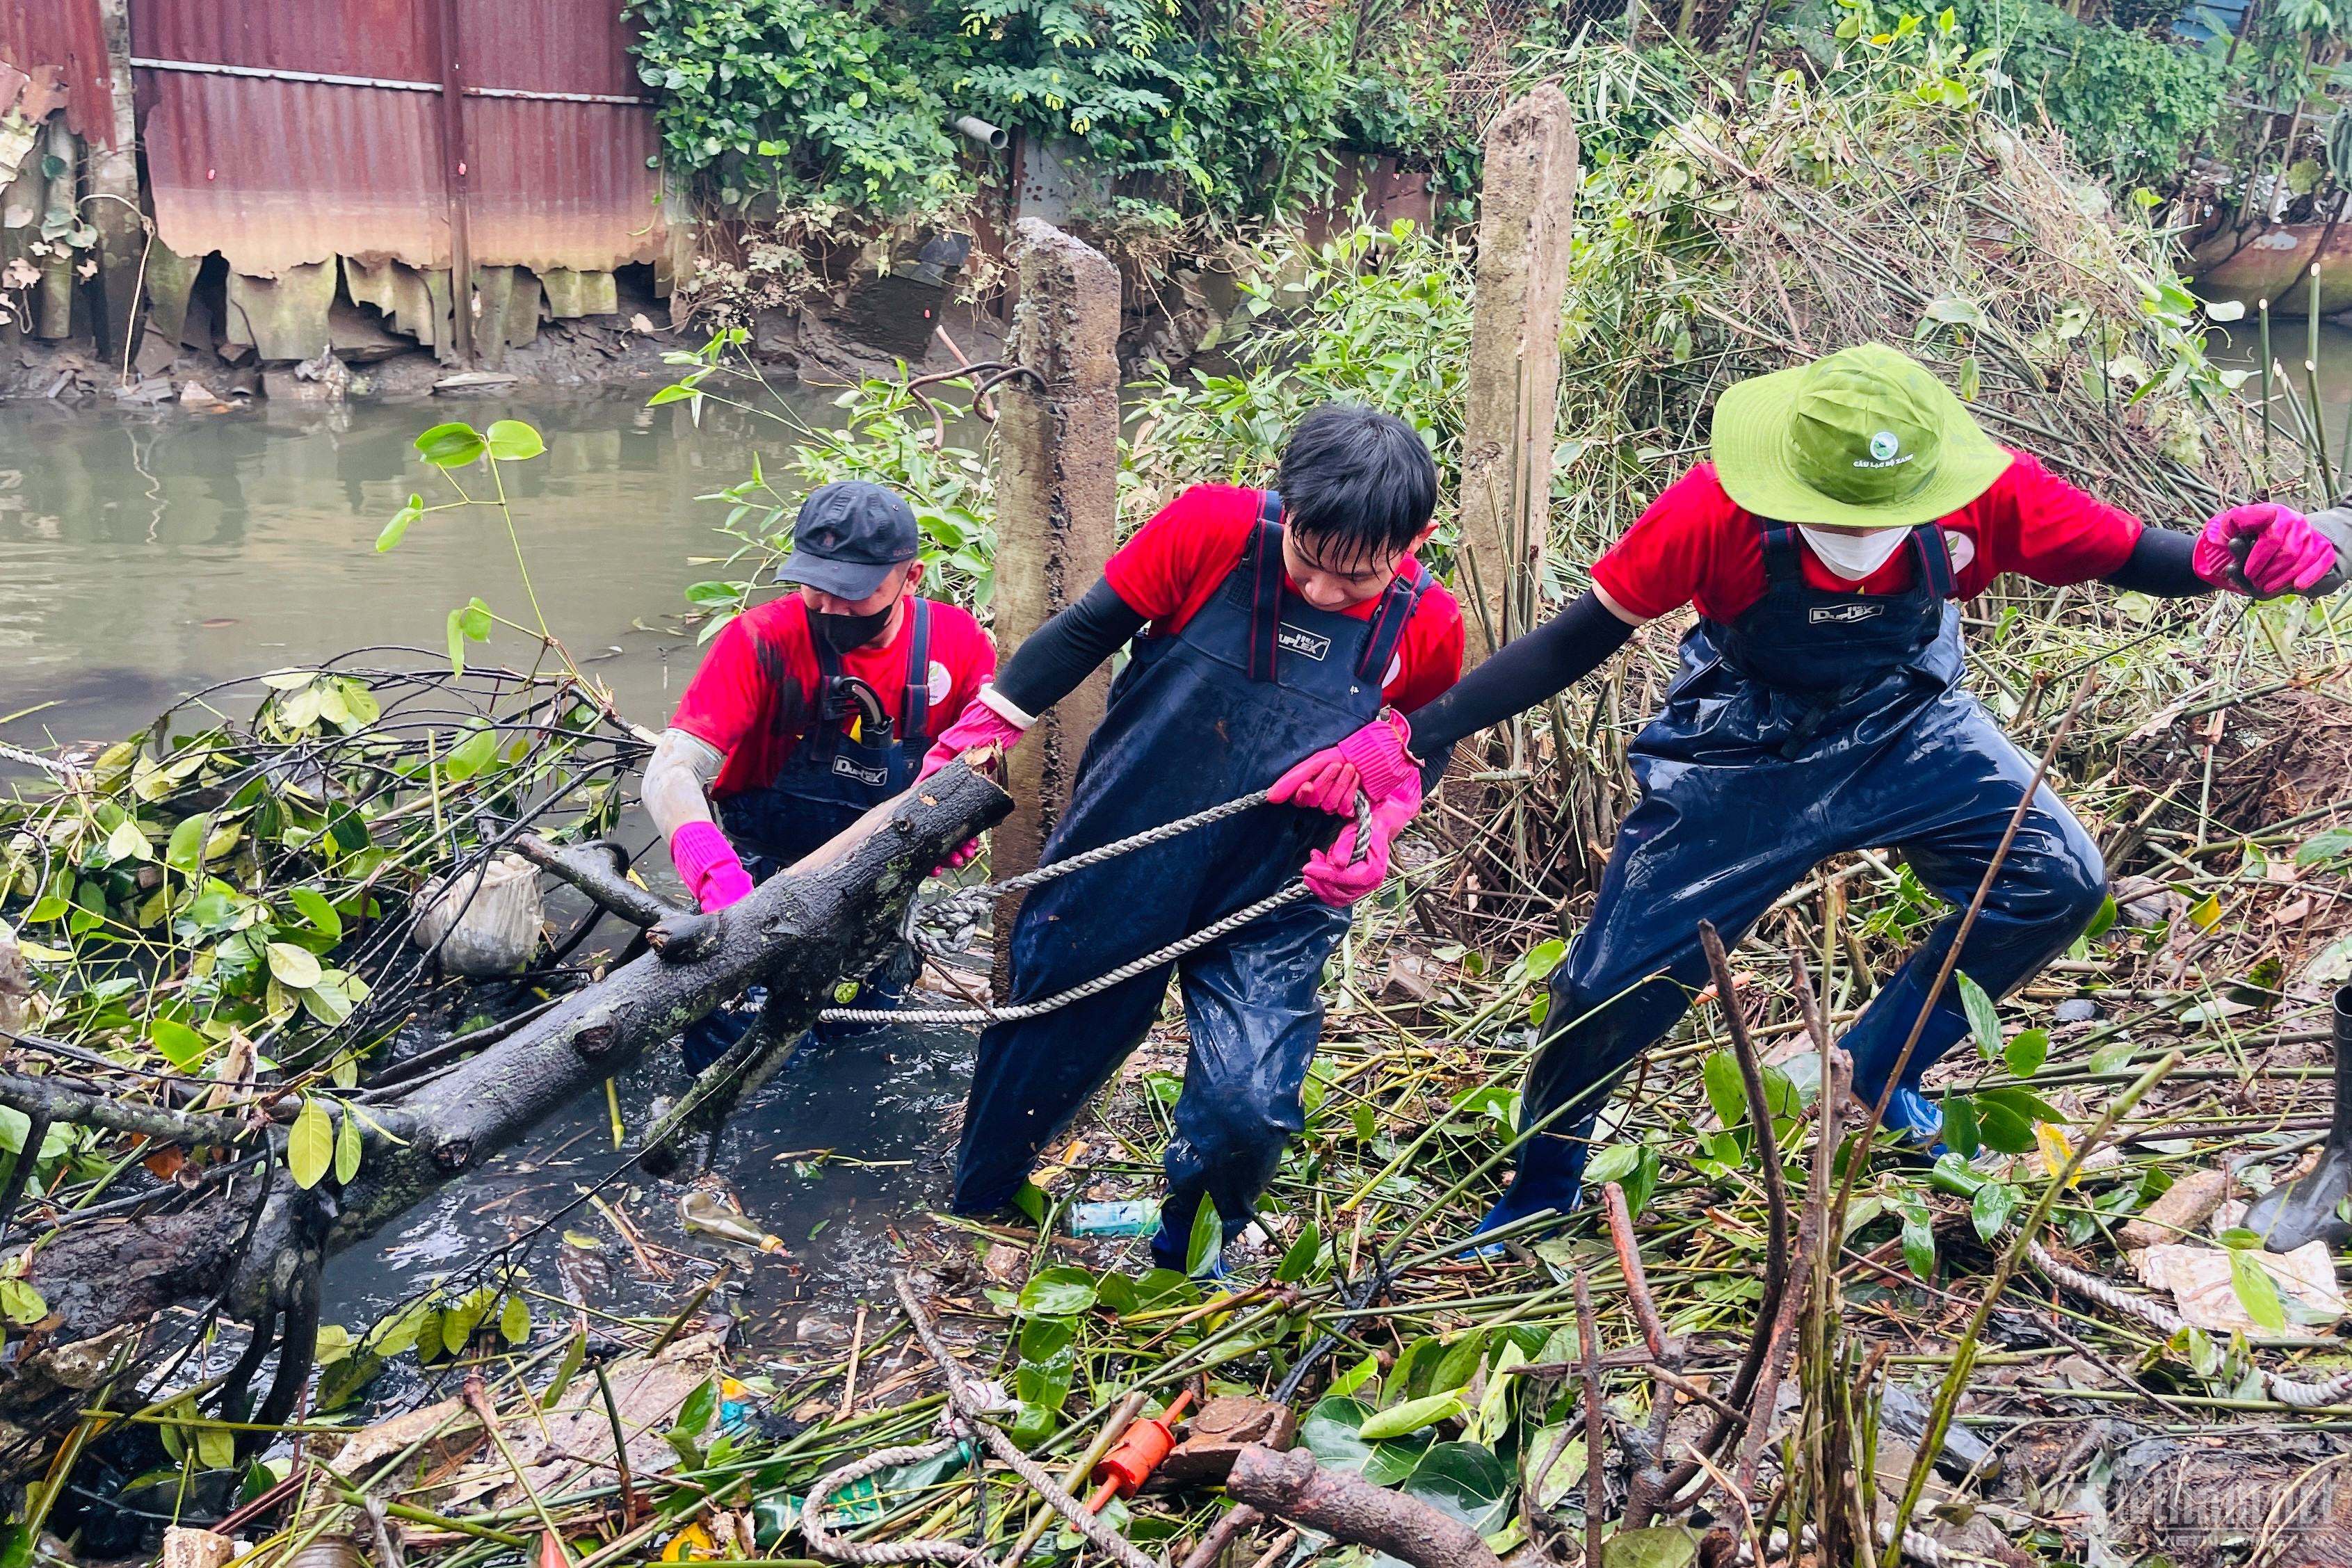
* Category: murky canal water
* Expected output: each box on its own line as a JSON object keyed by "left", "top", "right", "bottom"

{"left": 0, "top": 387, "right": 992, "bottom": 1337}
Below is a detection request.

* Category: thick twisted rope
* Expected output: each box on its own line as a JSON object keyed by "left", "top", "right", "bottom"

{"left": 0, "top": 743, "right": 81, "bottom": 781}
{"left": 892, "top": 1273, "right": 1164, "bottom": 1568}
{"left": 823, "top": 787, "right": 1369, "bottom": 1026}
{"left": 2028, "top": 1240, "right": 2352, "bottom": 1407}
{"left": 798, "top": 1437, "right": 986, "bottom": 1567}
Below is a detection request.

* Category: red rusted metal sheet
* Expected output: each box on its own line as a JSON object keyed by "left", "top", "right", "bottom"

{"left": 131, "top": 0, "right": 665, "bottom": 278}
{"left": 0, "top": 0, "right": 119, "bottom": 147}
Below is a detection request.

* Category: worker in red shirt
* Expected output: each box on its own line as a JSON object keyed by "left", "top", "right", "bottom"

{"left": 1283, "top": 343, "right": 2349, "bottom": 1243}
{"left": 917, "top": 404, "right": 1465, "bottom": 1272}
{"left": 643, "top": 481, "right": 994, "bottom": 1068}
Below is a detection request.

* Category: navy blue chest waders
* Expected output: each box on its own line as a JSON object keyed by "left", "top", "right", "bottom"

{"left": 1475, "top": 520, "right": 2108, "bottom": 1237}
{"left": 679, "top": 600, "right": 935, "bottom": 1071}
{"left": 951, "top": 493, "right": 1429, "bottom": 1270}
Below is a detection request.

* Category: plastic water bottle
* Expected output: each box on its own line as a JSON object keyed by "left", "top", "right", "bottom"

{"left": 1068, "top": 1200, "right": 1158, "bottom": 1237}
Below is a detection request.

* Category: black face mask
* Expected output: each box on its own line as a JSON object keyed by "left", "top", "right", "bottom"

{"left": 811, "top": 596, "right": 898, "bottom": 653}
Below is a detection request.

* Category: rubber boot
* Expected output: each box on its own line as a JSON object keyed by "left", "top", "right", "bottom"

{"left": 1465, "top": 1120, "right": 1590, "bottom": 1257}
{"left": 1879, "top": 1085, "right": 1949, "bottom": 1159}
{"left": 2246, "top": 984, "right": 2352, "bottom": 1252}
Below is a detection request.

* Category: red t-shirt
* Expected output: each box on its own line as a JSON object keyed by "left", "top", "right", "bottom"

{"left": 673, "top": 595, "right": 995, "bottom": 796}
{"left": 1103, "top": 485, "right": 1465, "bottom": 713}
{"left": 1591, "top": 454, "right": 2143, "bottom": 624}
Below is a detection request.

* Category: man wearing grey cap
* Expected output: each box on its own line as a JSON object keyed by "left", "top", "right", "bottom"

{"left": 643, "top": 480, "right": 996, "bottom": 1068}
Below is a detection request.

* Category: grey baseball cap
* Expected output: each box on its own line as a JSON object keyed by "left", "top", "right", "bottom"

{"left": 774, "top": 481, "right": 920, "bottom": 598}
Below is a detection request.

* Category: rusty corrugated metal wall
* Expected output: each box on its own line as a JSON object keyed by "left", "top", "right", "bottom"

{"left": 129, "top": 0, "right": 667, "bottom": 281}
{"left": 0, "top": 0, "right": 118, "bottom": 147}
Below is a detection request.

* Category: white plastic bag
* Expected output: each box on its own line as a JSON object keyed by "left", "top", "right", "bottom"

{"left": 412, "top": 854, "right": 545, "bottom": 976}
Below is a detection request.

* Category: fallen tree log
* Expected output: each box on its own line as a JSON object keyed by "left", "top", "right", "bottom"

{"left": 5, "top": 761, "right": 1010, "bottom": 1481}
{"left": 1225, "top": 1444, "right": 1505, "bottom": 1568}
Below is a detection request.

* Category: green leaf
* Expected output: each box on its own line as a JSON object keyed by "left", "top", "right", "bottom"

{"left": 1018, "top": 1315, "right": 1074, "bottom": 1362}
{"left": 1185, "top": 1193, "right": 1221, "bottom": 1275}
{"left": 1358, "top": 1391, "right": 1465, "bottom": 1441}
{"left": 500, "top": 1293, "right": 531, "bottom": 1345}
{"left": 647, "top": 380, "right": 702, "bottom": 406}
{"left": 414, "top": 421, "right": 486, "bottom": 467}
{"left": 2081, "top": 894, "right": 2119, "bottom": 939}
{"left": 484, "top": 419, "right": 546, "bottom": 462}
{"left": 195, "top": 1423, "right": 235, "bottom": 1471}
{"left": 442, "top": 722, "right": 500, "bottom": 782}
{"left": 1397, "top": 1442, "right": 1513, "bottom": 1537}
{"left": 1957, "top": 969, "right": 2003, "bottom": 1058}
{"left": 1330, "top": 1355, "right": 1379, "bottom": 1400}
{"left": 1899, "top": 1200, "right": 1935, "bottom": 1279}
{"left": 377, "top": 495, "right": 424, "bottom": 551}
{"left": 1275, "top": 1223, "right": 1322, "bottom": 1283}
{"left": 287, "top": 1097, "right": 333, "bottom": 1190}
{"left": 1301, "top": 1396, "right": 1377, "bottom": 1471}
{"left": 1976, "top": 1084, "right": 2068, "bottom": 1123}
{"left": 1970, "top": 1179, "right": 2020, "bottom": 1240}
{"left": 1975, "top": 1099, "right": 2036, "bottom": 1154}
{"left": 150, "top": 1018, "right": 210, "bottom": 1072}
{"left": 1010, "top": 1181, "right": 1046, "bottom": 1225}
{"left": 266, "top": 941, "right": 323, "bottom": 989}
{"left": 335, "top": 1104, "right": 362, "bottom": 1185}
{"left": 2297, "top": 828, "right": 2352, "bottom": 866}
{"left": 1702, "top": 1049, "right": 1747, "bottom": 1129}
{"left": 2230, "top": 1247, "right": 2288, "bottom": 1333}
{"left": 2004, "top": 1026, "right": 2049, "bottom": 1079}
{"left": 0, "top": 1278, "right": 46, "bottom": 1325}
{"left": 445, "top": 597, "right": 493, "bottom": 676}
{"left": 1522, "top": 938, "right": 1565, "bottom": 981}
{"left": 1940, "top": 1094, "right": 1980, "bottom": 1158}
{"left": 1016, "top": 1266, "right": 1098, "bottom": 1317}
{"left": 289, "top": 887, "right": 343, "bottom": 939}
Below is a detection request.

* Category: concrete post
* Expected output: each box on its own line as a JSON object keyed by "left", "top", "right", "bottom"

{"left": 88, "top": 0, "right": 143, "bottom": 367}
{"left": 1456, "top": 86, "right": 1579, "bottom": 665}
{"left": 989, "top": 217, "right": 1120, "bottom": 992}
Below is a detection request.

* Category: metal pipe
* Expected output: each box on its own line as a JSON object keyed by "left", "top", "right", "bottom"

{"left": 954, "top": 115, "right": 1008, "bottom": 149}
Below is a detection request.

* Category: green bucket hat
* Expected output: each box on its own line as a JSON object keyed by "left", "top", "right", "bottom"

{"left": 1711, "top": 343, "right": 2010, "bottom": 528}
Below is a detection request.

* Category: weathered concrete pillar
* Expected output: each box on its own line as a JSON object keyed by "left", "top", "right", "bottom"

{"left": 990, "top": 218, "right": 1120, "bottom": 989}
{"left": 1456, "top": 86, "right": 1579, "bottom": 665}
{"left": 35, "top": 114, "right": 73, "bottom": 340}
{"left": 88, "top": 0, "right": 143, "bottom": 366}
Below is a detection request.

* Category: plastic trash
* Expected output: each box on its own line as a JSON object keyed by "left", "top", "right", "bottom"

{"left": 1088, "top": 1390, "right": 1193, "bottom": 1505}
{"left": 1069, "top": 1200, "right": 1159, "bottom": 1237}
{"left": 679, "top": 1188, "right": 787, "bottom": 1254}
{"left": 411, "top": 854, "right": 544, "bottom": 976}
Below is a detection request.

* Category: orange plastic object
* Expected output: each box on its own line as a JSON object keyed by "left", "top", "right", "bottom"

{"left": 1088, "top": 1390, "right": 1195, "bottom": 1503}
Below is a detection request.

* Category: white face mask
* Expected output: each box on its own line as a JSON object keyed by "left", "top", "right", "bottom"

{"left": 1798, "top": 525, "right": 1910, "bottom": 581}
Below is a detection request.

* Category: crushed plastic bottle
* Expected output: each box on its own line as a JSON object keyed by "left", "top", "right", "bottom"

{"left": 679, "top": 1187, "right": 787, "bottom": 1253}
{"left": 1068, "top": 1199, "right": 1159, "bottom": 1237}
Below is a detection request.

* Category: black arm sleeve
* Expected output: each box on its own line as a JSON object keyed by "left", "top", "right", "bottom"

{"left": 2097, "top": 526, "right": 2209, "bottom": 598}
{"left": 1404, "top": 589, "right": 1637, "bottom": 757}
{"left": 992, "top": 576, "right": 1150, "bottom": 717}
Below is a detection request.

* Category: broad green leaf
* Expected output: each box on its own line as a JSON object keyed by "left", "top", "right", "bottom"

{"left": 2081, "top": 894, "right": 2118, "bottom": 940}
{"left": 442, "top": 722, "right": 500, "bottom": 782}
{"left": 1358, "top": 1391, "right": 1465, "bottom": 1441}
{"left": 195, "top": 1423, "right": 235, "bottom": 1471}
{"left": 2297, "top": 827, "right": 2352, "bottom": 866}
{"left": 335, "top": 1104, "right": 362, "bottom": 1184}
{"left": 1529, "top": 1425, "right": 1587, "bottom": 1509}
{"left": 445, "top": 597, "right": 493, "bottom": 676}
{"left": 266, "top": 941, "right": 323, "bottom": 989}
{"left": 150, "top": 1018, "right": 210, "bottom": 1072}
{"left": 1300, "top": 1396, "right": 1376, "bottom": 1471}
{"left": 647, "top": 380, "right": 701, "bottom": 406}
{"left": 1976, "top": 1085, "right": 2069, "bottom": 1124}
{"left": 287, "top": 1097, "right": 333, "bottom": 1189}
{"left": 1702, "top": 1049, "right": 1746, "bottom": 1129}
{"left": 1956, "top": 969, "right": 2003, "bottom": 1058}
{"left": 1397, "top": 1441, "right": 1513, "bottom": 1537}
{"left": 1940, "top": 1094, "right": 1980, "bottom": 1159}
{"left": 1016, "top": 1266, "right": 1098, "bottom": 1318}
{"left": 1330, "top": 1355, "right": 1379, "bottom": 1399}
{"left": 1185, "top": 1193, "right": 1221, "bottom": 1275}
{"left": 1974, "top": 1099, "right": 2036, "bottom": 1154}
{"left": 500, "top": 1293, "right": 531, "bottom": 1344}
{"left": 259, "top": 668, "right": 317, "bottom": 690}
{"left": 2230, "top": 1247, "right": 2287, "bottom": 1333}
{"left": 484, "top": 419, "right": 545, "bottom": 462}
{"left": 1275, "top": 1223, "right": 1322, "bottom": 1283}
{"left": 1970, "top": 1179, "right": 2020, "bottom": 1240}
{"left": 105, "top": 817, "right": 151, "bottom": 863}
{"left": 1522, "top": 938, "right": 1565, "bottom": 980}
{"left": 0, "top": 1278, "right": 45, "bottom": 1325}
{"left": 2004, "top": 1026, "right": 2049, "bottom": 1078}
{"left": 377, "top": 495, "right": 424, "bottom": 551}
{"left": 1018, "top": 1315, "right": 1074, "bottom": 1361}
{"left": 414, "top": 421, "right": 485, "bottom": 467}
{"left": 1899, "top": 1202, "right": 1935, "bottom": 1279}
{"left": 289, "top": 887, "right": 343, "bottom": 939}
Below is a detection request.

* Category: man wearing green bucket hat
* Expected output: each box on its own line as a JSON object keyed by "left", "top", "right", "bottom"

{"left": 1276, "top": 341, "right": 2349, "bottom": 1240}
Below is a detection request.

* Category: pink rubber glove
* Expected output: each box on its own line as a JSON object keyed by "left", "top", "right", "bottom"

{"left": 670, "top": 820, "right": 754, "bottom": 912}
{"left": 917, "top": 691, "right": 1030, "bottom": 873}
{"left": 917, "top": 691, "right": 1029, "bottom": 784}
{"left": 1301, "top": 774, "right": 1423, "bottom": 907}
{"left": 2196, "top": 503, "right": 2336, "bottom": 596}
{"left": 1269, "top": 712, "right": 1419, "bottom": 816}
